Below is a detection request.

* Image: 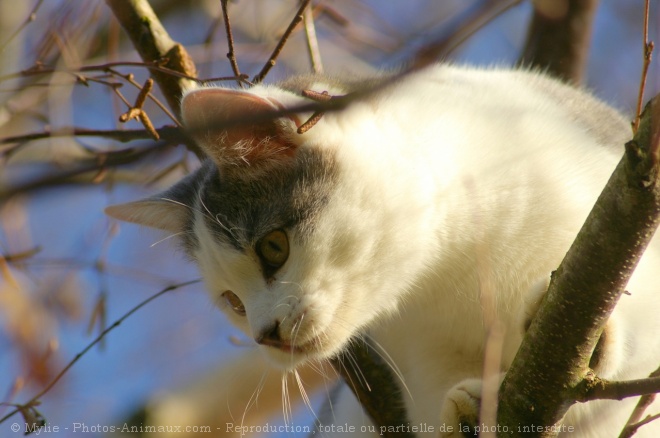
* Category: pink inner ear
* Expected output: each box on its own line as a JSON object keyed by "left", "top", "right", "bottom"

{"left": 182, "top": 88, "right": 276, "bottom": 127}
{"left": 181, "top": 89, "right": 300, "bottom": 167}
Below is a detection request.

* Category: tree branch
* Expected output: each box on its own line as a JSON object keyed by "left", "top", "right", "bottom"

{"left": 220, "top": 0, "right": 243, "bottom": 88}
{"left": 408, "top": 0, "right": 523, "bottom": 69}
{"left": 620, "top": 412, "right": 660, "bottom": 438}
{"left": 252, "top": 0, "right": 311, "bottom": 84}
{"left": 580, "top": 375, "right": 660, "bottom": 402}
{"left": 497, "top": 93, "right": 660, "bottom": 436}
{"left": 0, "top": 142, "right": 167, "bottom": 200}
{"left": 330, "top": 341, "right": 414, "bottom": 438}
{"left": 0, "top": 280, "right": 200, "bottom": 430}
{"left": 0, "top": 126, "right": 185, "bottom": 167}
{"left": 518, "top": 0, "right": 600, "bottom": 85}
{"left": 105, "top": 0, "right": 201, "bottom": 156}
{"left": 632, "top": 0, "right": 654, "bottom": 133}
{"left": 619, "top": 365, "right": 660, "bottom": 437}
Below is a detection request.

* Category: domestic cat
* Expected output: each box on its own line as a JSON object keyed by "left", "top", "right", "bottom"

{"left": 106, "top": 64, "right": 660, "bottom": 437}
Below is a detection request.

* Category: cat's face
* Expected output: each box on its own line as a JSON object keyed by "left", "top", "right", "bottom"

{"left": 106, "top": 80, "right": 429, "bottom": 369}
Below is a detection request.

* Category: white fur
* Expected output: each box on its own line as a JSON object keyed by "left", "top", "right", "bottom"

{"left": 116, "top": 65, "right": 660, "bottom": 436}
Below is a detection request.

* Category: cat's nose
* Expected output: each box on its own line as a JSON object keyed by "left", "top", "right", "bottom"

{"left": 255, "top": 321, "right": 282, "bottom": 347}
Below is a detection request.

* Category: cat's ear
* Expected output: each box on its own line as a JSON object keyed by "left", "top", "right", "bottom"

{"left": 105, "top": 172, "right": 198, "bottom": 232}
{"left": 181, "top": 88, "right": 300, "bottom": 170}
{"left": 104, "top": 199, "right": 187, "bottom": 233}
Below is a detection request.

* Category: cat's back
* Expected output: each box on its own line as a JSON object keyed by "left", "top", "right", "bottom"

{"left": 385, "top": 64, "right": 629, "bottom": 149}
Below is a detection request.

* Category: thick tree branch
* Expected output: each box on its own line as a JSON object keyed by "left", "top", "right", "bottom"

{"left": 105, "top": 0, "right": 201, "bottom": 156}
{"left": 497, "top": 93, "right": 660, "bottom": 437}
{"left": 518, "top": 0, "right": 599, "bottom": 85}
{"left": 330, "top": 341, "right": 414, "bottom": 438}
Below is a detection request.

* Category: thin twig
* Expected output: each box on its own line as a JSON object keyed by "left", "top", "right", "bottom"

{"left": 580, "top": 375, "right": 660, "bottom": 403}
{"left": 297, "top": 89, "right": 336, "bottom": 134}
{"left": 632, "top": 0, "right": 655, "bottom": 134}
{"left": 620, "top": 412, "right": 660, "bottom": 438}
{"left": 303, "top": 2, "right": 323, "bottom": 74}
{"left": 1, "top": 246, "right": 42, "bottom": 263}
{"left": 199, "top": 74, "right": 252, "bottom": 86}
{"left": 0, "top": 61, "right": 186, "bottom": 84}
{"left": 110, "top": 70, "right": 181, "bottom": 127}
{"left": 220, "top": 0, "right": 243, "bottom": 88}
{"left": 619, "top": 365, "right": 660, "bottom": 438}
{"left": 0, "top": 61, "right": 249, "bottom": 89}
{"left": 0, "top": 279, "right": 201, "bottom": 428}
{"left": 0, "top": 126, "right": 183, "bottom": 145}
{"left": 0, "top": 142, "right": 167, "bottom": 199}
{"left": 253, "top": 0, "right": 312, "bottom": 84}
{"left": 118, "top": 78, "right": 159, "bottom": 139}
{"left": 0, "top": 0, "right": 45, "bottom": 53}
{"left": 409, "top": 0, "right": 523, "bottom": 69}
{"left": 0, "top": 62, "right": 184, "bottom": 127}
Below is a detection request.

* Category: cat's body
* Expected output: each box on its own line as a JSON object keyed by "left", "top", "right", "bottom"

{"left": 107, "top": 64, "right": 660, "bottom": 437}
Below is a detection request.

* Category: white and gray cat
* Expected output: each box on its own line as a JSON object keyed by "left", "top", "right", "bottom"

{"left": 106, "top": 64, "right": 660, "bottom": 437}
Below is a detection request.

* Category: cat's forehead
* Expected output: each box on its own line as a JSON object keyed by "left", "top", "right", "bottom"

{"left": 194, "top": 147, "right": 337, "bottom": 250}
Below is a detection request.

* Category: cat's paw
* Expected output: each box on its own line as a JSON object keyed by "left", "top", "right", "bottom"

{"left": 523, "top": 275, "right": 623, "bottom": 378}
{"left": 438, "top": 378, "right": 481, "bottom": 437}
{"left": 586, "top": 311, "right": 623, "bottom": 377}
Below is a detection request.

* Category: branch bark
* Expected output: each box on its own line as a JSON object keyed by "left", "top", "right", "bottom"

{"left": 497, "top": 93, "right": 660, "bottom": 436}
{"left": 518, "top": 0, "right": 600, "bottom": 85}
{"left": 330, "top": 342, "right": 414, "bottom": 438}
{"left": 105, "top": 0, "right": 201, "bottom": 156}
{"left": 580, "top": 376, "right": 660, "bottom": 403}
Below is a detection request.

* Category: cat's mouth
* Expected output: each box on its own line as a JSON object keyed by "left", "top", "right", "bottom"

{"left": 260, "top": 337, "right": 318, "bottom": 355}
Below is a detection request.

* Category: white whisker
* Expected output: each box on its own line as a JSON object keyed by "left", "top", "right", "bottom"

{"left": 241, "top": 371, "right": 268, "bottom": 431}
{"left": 362, "top": 334, "right": 413, "bottom": 402}
{"left": 333, "top": 357, "right": 361, "bottom": 405}
{"left": 344, "top": 346, "right": 370, "bottom": 392}
{"left": 149, "top": 231, "right": 189, "bottom": 247}
{"left": 281, "top": 373, "right": 293, "bottom": 426}
{"left": 158, "top": 197, "right": 211, "bottom": 222}
{"left": 316, "top": 360, "right": 338, "bottom": 423}
{"left": 294, "top": 369, "right": 319, "bottom": 422}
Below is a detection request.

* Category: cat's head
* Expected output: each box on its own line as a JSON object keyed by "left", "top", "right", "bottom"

{"left": 106, "top": 78, "right": 429, "bottom": 369}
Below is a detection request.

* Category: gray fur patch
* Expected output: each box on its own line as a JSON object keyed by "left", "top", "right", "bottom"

{"left": 156, "top": 170, "right": 204, "bottom": 254}
{"left": 194, "top": 146, "right": 338, "bottom": 252}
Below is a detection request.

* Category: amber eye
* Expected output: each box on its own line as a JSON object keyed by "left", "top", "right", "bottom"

{"left": 257, "top": 229, "right": 289, "bottom": 269}
{"left": 222, "top": 290, "right": 245, "bottom": 316}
